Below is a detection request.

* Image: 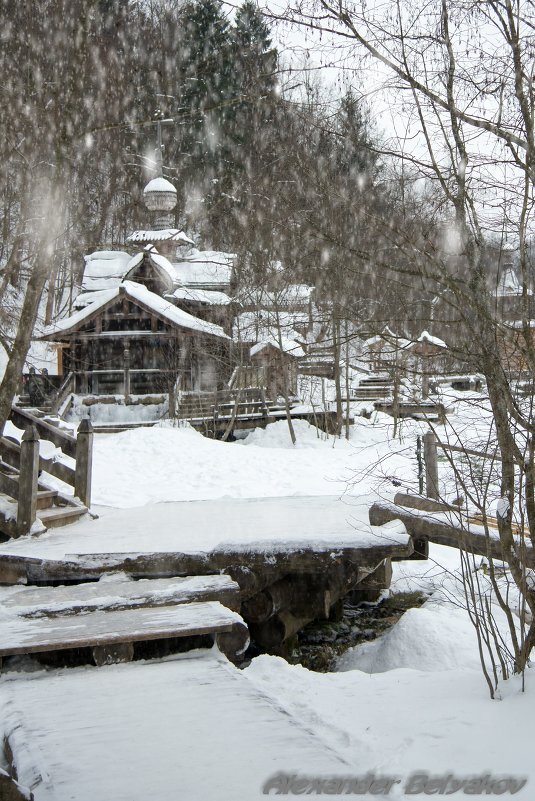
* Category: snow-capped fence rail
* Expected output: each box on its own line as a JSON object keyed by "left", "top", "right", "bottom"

{"left": 0, "top": 408, "right": 93, "bottom": 537}
{"left": 369, "top": 500, "right": 535, "bottom": 567}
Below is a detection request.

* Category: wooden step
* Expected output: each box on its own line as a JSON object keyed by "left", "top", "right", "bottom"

{"left": 0, "top": 601, "right": 249, "bottom": 665}
{"left": 4, "top": 575, "right": 241, "bottom": 617}
{"left": 36, "top": 505, "right": 87, "bottom": 528}
{"left": 36, "top": 489, "right": 58, "bottom": 510}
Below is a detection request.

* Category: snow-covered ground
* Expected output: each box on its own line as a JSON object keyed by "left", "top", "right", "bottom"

{"left": 1, "top": 402, "right": 533, "bottom": 799}
{"left": 89, "top": 415, "right": 423, "bottom": 508}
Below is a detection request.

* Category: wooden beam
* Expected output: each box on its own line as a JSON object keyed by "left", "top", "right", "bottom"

{"left": 9, "top": 406, "right": 77, "bottom": 459}
{"left": 393, "top": 492, "right": 460, "bottom": 513}
{"left": 369, "top": 501, "right": 535, "bottom": 567}
{"left": 74, "top": 419, "right": 93, "bottom": 507}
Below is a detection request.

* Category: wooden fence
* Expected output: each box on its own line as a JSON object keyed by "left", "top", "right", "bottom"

{"left": 0, "top": 406, "right": 93, "bottom": 537}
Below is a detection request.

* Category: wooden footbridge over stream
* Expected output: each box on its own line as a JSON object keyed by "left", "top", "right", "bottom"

{"left": 0, "top": 493, "right": 416, "bottom": 798}
{"left": 0, "top": 406, "right": 521, "bottom": 800}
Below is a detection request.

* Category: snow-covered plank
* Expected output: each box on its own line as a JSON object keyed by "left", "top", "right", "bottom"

{"left": 0, "top": 495, "right": 411, "bottom": 561}
{"left": 1, "top": 574, "right": 240, "bottom": 617}
{"left": 0, "top": 601, "right": 246, "bottom": 658}
{"left": 0, "top": 652, "right": 348, "bottom": 801}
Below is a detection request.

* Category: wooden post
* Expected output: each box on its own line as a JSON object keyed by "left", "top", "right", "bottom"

{"left": 423, "top": 430, "right": 439, "bottom": 500}
{"left": 169, "top": 382, "right": 176, "bottom": 420}
{"left": 75, "top": 419, "right": 93, "bottom": 507}
{"left": 17, "top": 425, "right": 40, "bottom": 537}
{"left": 416, "top": 435, "right": 424, "bottom": 495}
{"left": 123, "top": 340, "right": 130, "bottom": 400}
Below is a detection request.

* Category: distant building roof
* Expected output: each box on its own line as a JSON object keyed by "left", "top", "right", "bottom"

{"left": 239, "top": 284, "right": 314, "bottom": 309}
{"left": 127, "top": 229, "right": 194, "bottom": 245}
{"left": 416, "top": 330, "right": 447, "bottom": 348}
{"left": 172, "top": 250, "right": 234, "bottom": 290}
{"left": 168, "top": 287, "right": 233, "bottom": 306}
{"left": 42, "top": 281, "right": 229, "bottom": 341}
{"left": 233, "top": 310, "right": 302, "bottom": 344}
{"left": 250, "top": 338, "right": 305, "bottom": 358}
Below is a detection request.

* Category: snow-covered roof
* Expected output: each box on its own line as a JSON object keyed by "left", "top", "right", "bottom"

{"left": 41, "top": 281, "right": 229, "bottom": 340}
{"left": 365, "top": 328, "right": 410, "bottom": 350}
{"left": 168, "top": 287, "right": 233, "bottom": 306}
{"left": 496, "top": 265, "right": 532, "bottom": 297}
{"left": 81, "top": 251, "right": 133, "bottom": 292}
{"left": 172, "top": 250, "right": 234, "bottom": 290}
{"left": 127, "top": 229, "right": 194, "bottom": 245}
{"left": 74, "top": 289, "right": 119, "bottom": 309}
{"left": 233, "top": 310, "right": 303, "bottom": 344}
{"left": 416, "top": 330, "right": 447, "bottom": 348}
{"left": 250, "top": 338, "right": 305, "bottom": 358}
{"left": 143, "top": 177, "right": 177, "bottom": 195}
{"left": 239, "top": 284, "right": 314, "bottom": 308}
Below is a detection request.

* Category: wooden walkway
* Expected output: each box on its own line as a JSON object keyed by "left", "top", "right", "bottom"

{"left": 0, "top": 651, "right": 349, "bottom": 801}
{"left": 0, "top": 496, "right": 414, "bottom": 657}
{"left": 0, "top": 601, "right": 248, "bottom": 665}
{"left": 0, "top": 575, "right": 247, "bottom": 668}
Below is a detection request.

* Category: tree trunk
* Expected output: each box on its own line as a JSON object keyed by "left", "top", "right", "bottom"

{"left": 0, "top": 265, "right": 50, "bottom": 433}
{"left": 332, "top": 311, "right": 343, "bottom": 436}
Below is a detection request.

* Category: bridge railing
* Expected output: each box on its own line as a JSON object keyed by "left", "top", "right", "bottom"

{"left": 1, "top": 409, "right": 93, "bottom": 536}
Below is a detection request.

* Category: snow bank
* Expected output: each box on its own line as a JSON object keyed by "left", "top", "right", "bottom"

{"left": 337, "top": 603, "right": 481, "bottom": 673}
{"left": 239, "top": 419, "right": 348, "bottom": 449}
{"left": 244, "top": 655, "right": 533, "bottom": 796}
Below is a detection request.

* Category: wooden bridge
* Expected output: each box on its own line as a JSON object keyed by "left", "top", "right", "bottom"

{"left": 172, "top": 388, "right": 346, "bottom": 438}
{"left": 0, "top": 495, "right": 415, "bottom": 800}
{"left": 0, "top": 495, "right": 415, "bottom": 661}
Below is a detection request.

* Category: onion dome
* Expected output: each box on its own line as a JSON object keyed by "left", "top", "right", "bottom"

{"left": 143, "top": 177, "right": 177, "bottom": 213}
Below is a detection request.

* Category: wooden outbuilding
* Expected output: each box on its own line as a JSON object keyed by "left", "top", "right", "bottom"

{"left": 40, "top": 281, "right": 230, "bottom": 396}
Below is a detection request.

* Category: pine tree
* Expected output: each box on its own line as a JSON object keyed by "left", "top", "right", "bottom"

{"left": 169, "top": 0, "right": 234, "bottom": 229}
{"left": 206, "top": 2, "right": 279, "bottom": 248}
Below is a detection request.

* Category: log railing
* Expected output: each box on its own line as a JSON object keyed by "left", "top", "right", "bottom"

{"left": 50, "top": 370, "right": 75, "bottom": 415}
{"left": 0, "top": 414, "right": 93, "bottom": 537}
{"left": 9, "top": 405, "right": 77, "bottom": 458}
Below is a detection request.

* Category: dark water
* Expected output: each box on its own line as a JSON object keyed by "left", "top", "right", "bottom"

{"left": 291, "top": 592, "right": 426, "bottom": 672}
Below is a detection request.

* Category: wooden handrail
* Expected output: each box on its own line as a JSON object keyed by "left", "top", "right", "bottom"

{"left": 437, "top": 440, "right": 500, "bottom": 461}
{"left": 50, "top": 371, "right": 74, "bottom": 415}
{"left": 0, "top": 466, "right": 20, "bottom": 501}
{"left": 10, "top": 405, "right": 77, "bottom": 458}
{"left": 1, "top": 435, "right": 75, "bottom": 488}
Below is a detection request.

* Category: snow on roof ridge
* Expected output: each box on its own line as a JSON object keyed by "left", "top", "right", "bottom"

{"left": 169, "top": 287, "right": 233, "bottom": 306}
{"left": 42, "top": 281, "right": 229, "bottom": 340}
{"left": 417, "top": 330, "right": 447, "bottom": 348}
{"left": 127, "top": 229, "right": 195, "bottom": 245}
{"left": 250, "top": 337, "right": 305, "bottom": 358}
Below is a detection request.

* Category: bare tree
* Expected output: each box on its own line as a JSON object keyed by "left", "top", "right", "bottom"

{"left": 271, "top": 0, "right": 535, "bottom": 680}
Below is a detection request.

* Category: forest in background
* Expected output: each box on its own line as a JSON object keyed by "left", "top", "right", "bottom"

{"left": 0, "top": 0, "right": 478, "bottom": 339}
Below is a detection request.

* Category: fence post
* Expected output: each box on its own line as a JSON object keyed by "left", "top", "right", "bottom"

{"left": 17, "top": 425, "right": 40, "bottom": 537}
{"left": 416, "top": 435, "right": 424, "bottom": 495}
{"left": 423, "top": 429, "right": 439, "bottom": 500}
{"left": 75, "top": 418, "right": 93, "bottom": 507}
